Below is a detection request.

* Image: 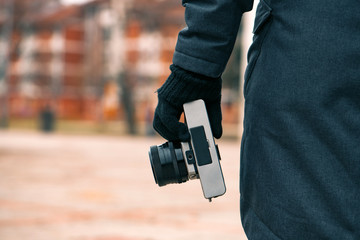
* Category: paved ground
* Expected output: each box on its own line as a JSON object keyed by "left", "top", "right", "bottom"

{"left": 0, "top": 130, "right": 247, "bottom": 240}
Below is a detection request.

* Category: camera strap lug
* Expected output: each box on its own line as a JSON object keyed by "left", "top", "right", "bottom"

{"left": 185, "top": 149, "right": 195, "bottom": 165}
{"left": 215, "top": 144, "right": 221, "bottom": 160}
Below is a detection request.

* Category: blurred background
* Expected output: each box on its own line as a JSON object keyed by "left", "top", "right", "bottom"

{"left": 0, "top": 0, "right": 257, "bottom": 239}
{"left": 0, "top": 0, "right": 250, "bottom": 138}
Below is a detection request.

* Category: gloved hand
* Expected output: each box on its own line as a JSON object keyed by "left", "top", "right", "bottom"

{"left": 153, "top": 64, "right": 222, "bottom": 142}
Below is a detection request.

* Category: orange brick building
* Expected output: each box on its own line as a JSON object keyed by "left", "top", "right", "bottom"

{"left": 1, "top": 0, "right": 241, "bottom": 133}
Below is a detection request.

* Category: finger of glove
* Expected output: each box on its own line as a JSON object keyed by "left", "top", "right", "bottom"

{"left": 153, "top": 104, "right": 190, "bottom": 142}
{"left": 206, "top": 103, "right": 223, "bottom": 139}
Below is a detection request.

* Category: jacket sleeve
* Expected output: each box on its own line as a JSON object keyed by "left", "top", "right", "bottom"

{"left": 173, "top": 0, "right": 254, "bottom": 78}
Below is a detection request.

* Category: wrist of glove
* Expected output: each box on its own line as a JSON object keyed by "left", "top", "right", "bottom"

{"left": 153, "top": 64, "right": 222, "bottom": 142}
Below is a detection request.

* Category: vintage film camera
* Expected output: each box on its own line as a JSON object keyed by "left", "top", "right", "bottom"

{"left": 148, "top": 100, "right": 226, "bottom": 201}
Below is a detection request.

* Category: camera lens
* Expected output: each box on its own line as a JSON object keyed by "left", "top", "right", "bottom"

{"left": 149, "top": 142, "right": 188, "bottom": 186}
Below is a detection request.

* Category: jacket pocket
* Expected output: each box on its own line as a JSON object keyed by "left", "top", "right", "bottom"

{"left": 244, "top": 0, "right": 272, "bottom": 97}
{"left": 252, "top": 0, "right": 272, "bottom": 34}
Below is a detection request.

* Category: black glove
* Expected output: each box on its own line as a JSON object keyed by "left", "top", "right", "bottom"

{"left": 153, "top": 64, "right": 222, "bottom": 142}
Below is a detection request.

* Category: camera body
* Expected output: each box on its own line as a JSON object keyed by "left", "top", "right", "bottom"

{"left": 149, "top": 100, "right": 226, "bottom": 201}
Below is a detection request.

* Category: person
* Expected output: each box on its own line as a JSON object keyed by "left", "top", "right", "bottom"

{"left": 39, "top": 104, "right": 55, "bottom": 132}
{"left": 153, "top": 0, "right": 360, "bottom": 239}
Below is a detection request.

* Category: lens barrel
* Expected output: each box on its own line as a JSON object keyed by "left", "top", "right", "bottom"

{"left": 149, "top": 142, "right": 188, "bottom": 186}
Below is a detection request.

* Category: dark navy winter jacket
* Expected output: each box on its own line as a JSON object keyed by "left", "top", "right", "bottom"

{"left": 173, "top": 0, "right": 360, "bottom": 239}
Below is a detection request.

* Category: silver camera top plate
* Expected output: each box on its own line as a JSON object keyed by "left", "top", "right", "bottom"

{"left": 183, "top": 100, "right": 226, "bottom": 200}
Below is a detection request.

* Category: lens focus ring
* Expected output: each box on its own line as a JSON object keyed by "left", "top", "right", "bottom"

{"left": 149, "top": 142, "right": 188, "bottom": 186}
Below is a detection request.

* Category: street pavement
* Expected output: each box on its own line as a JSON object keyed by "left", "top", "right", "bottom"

{"left": 0, "top": 130, "right": 247, "bottom": 240}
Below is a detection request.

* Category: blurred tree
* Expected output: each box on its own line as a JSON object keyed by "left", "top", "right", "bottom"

{"left": 222, "top": 28, "right": 242, "bottom": 105}
{"left": 0, "top": 0, "right": 14, "bottom": 128}
{"left": 0, "top": 0, "right": 62, "bottom": 127}
{"left": 110, "top": 0, "right": 137, "bottom": 134}
{"left": 110, "top": 0, "right": 185, "bottom": 135}
{"left": 222, "top": 33, "right": 242, "bottom": 93}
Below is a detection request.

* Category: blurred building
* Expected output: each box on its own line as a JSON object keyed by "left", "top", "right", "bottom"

{"left": 0, "top": 0, "right": 240, "bottom": 133}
